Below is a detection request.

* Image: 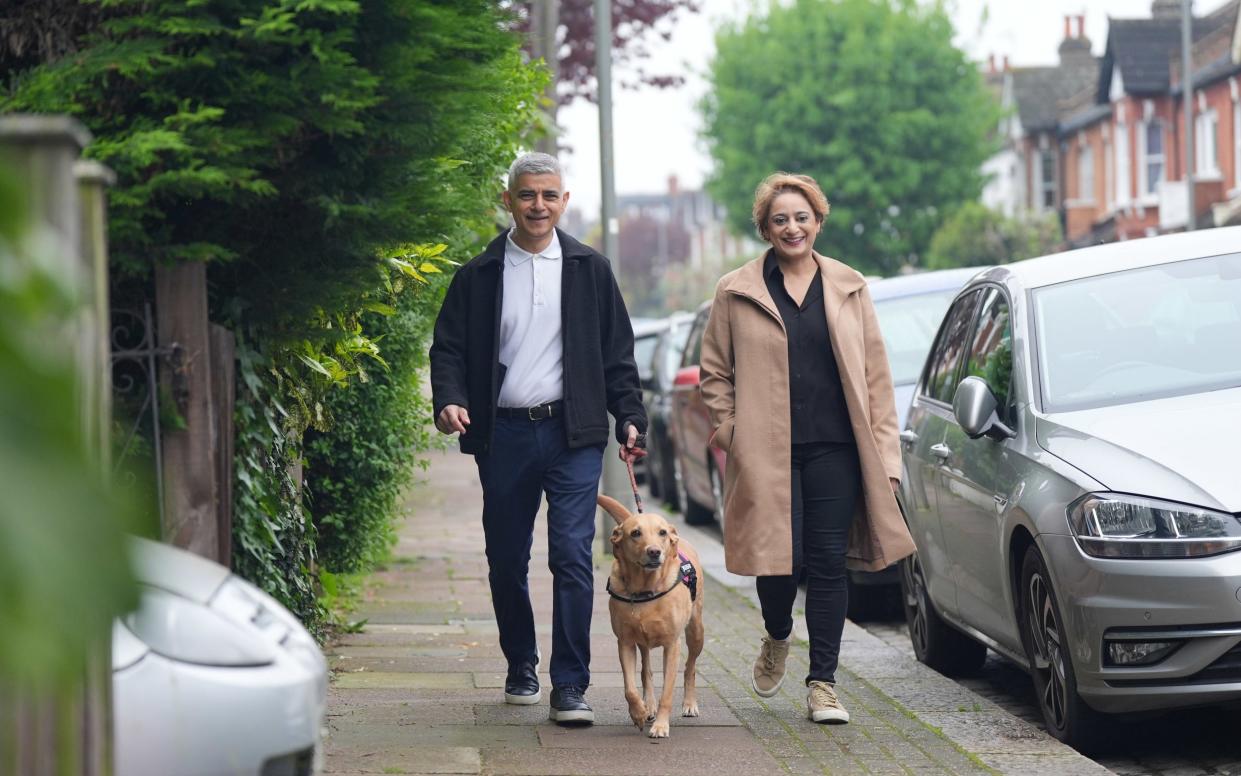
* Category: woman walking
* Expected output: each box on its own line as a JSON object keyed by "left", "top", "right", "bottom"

{"left": 699, "top": 172, "right": 914, "bottom": 723}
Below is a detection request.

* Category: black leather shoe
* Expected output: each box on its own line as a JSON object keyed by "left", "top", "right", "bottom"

{"left": 549, "top": 685, "right": 594, "bottom": 725}
{"left": 504, "top": 659, "right": 540, "bottom": 705}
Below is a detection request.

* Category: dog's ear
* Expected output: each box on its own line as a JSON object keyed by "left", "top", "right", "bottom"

{"left": 597, "top": 494, "right": 632, "bottom": 525}
{"left": 610, "top": 525, "right": 623, "bottom": 546}
{"left": 665, "top": 522, "right": 679, "bottom": 546}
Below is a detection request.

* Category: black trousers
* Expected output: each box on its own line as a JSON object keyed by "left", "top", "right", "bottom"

{"left": 756, "top": 441, "right": 861, "bottom": 685}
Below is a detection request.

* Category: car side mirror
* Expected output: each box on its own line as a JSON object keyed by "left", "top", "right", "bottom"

{"left": 952, "top": 376, "right": 1015, "bottom": 440}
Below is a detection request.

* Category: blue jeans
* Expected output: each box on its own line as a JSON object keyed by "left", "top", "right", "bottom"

{"left": 475, "top": 415, "right": 604, "bottom": 688}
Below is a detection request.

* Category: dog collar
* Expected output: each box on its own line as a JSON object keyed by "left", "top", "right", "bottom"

{"left": 607, "top": 552, "right": 697, "bottom": 604}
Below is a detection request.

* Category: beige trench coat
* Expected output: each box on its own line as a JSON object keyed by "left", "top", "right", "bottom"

{"left": 699, "top": 252, "right": 916, "bottom": 575}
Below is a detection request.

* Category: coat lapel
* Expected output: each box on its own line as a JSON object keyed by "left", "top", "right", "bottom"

{"left": 720, "top": 254, "right": 781, "bottom": 325}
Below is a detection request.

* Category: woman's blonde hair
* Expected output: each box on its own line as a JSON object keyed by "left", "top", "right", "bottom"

{"left": 751, "top": 173, "right": 830, "bottom": 241}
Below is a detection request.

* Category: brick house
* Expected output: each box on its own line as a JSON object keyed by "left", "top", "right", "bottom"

{"left": 1064, "top": 0, "right": 1241, "bottom": 244}
{"left": 985, "top": 0, "right": 1241, "bottom": 246}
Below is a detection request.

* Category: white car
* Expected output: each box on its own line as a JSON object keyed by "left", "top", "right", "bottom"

{"left": 114, "top": 538, "right": 327, "bottom": 776}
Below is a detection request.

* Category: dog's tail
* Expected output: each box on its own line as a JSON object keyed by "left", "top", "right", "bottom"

{"left": 596, "top": 494, "right": 631, "bottom": 525}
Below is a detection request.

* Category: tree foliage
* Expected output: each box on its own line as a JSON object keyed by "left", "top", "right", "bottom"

{"left": 2, "top": 0, "right": 543, "bottom": 626}
{"left": 700, "top": 0, "right": 999, "bottom": 275}
{"left": 540, "top": 0, "right": 699, "bottom": 103}
{"left": 926, "top": 202, "right": 1063, "bottom": 269}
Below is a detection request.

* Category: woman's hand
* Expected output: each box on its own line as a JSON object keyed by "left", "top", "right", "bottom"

{"left": 889, "top": 477, "right": 899, "bottom": 493}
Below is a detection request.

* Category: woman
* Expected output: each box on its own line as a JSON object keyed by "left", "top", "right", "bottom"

{"left": 699, "top": 172, "right": 914, "bottom": 723}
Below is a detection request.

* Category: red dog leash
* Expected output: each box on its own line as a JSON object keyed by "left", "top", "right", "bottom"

{"left": 623, "top": 432, "right": 647, "bottom": 514}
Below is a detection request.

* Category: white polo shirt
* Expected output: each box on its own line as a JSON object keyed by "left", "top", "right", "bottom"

{"left": 497, "top": 229, "right": 564, "bottom": 408}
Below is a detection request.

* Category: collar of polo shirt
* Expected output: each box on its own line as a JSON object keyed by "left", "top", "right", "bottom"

{"left": 505, "top": 228, "right": 563, "bottom": 265}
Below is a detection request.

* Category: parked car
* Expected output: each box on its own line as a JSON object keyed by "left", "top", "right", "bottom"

{"left": 669, "top": 301, "right": 723, "bottom": 527}
{"left": 631, "top": 317, "right": 672, "bottom": 484}
{"left": 114, "top": 537, "right": 327, "bottom": 775}
{"left": 898, "top": 227, "right": 1241, "bottom": 750}
{"left": 641, "top": 311, "right": 695, "bottom": 505}
{"left": 841, "top": 267, "right": 982, "bottom": 614}
{"left": 868, "top": 267, "right": 984, "bottom": 430}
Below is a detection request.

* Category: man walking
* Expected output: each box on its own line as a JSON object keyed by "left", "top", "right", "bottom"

{"left": 429, "top": 152, "right": 647, "bottom": 725}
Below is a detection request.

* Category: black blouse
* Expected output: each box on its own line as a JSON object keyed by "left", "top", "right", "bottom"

{"left": 763, "top": 252, "right": 854, "bottom": 446}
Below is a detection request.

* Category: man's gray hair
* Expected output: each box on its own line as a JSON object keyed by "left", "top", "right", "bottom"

{"left": 508, "top": 152, "right": 562, "bottom": 190}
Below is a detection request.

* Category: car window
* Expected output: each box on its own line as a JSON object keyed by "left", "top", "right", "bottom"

{"left": 872, "top": 289, "right": 959, "bottom": 385}
{"left": 660, "top": 320, "right": 693, "bottom": 388}
{"left": 923, "top": 290, "right": 981, "bottom": 404}
{"left": 634, "top": 334, "right": 659, "bottom": 381}
{"left": 962, "top": 288, "right": 1014, "bottom": 423}
{"left": 1033, "top": 252, "right": 1241, "bottom": 411}
{"left": 683, "top": 310, "right": 709, "bottom": 369}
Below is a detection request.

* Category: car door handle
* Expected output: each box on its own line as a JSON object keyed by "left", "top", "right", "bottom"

{"left": 899, "top": 430, "right": 918, "bottom": 445}
{"left": 930, "top": 443, "right": 952, "bottom": 461}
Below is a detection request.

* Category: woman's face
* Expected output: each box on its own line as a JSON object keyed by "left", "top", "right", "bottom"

{"left": 765, "top": 191, "right": 820, "bottom": 263}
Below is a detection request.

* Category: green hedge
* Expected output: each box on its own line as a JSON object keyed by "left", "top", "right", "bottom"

{"left": 305, "top": 278, "right": 446, "bottom": 575}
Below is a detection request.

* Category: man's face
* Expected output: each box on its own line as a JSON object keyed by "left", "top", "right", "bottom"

{"left": 503, "top": 173, "right": 569, "bottom": 246}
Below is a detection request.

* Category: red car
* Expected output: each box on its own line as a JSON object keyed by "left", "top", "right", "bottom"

{"left": 668, "top": 301, "right": 726, "bottom": 528}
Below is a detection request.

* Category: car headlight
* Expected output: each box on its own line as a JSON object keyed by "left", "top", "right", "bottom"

{"left": 1068, "top": 493, "right": 1241, "bottom": 559}
{"left": 125, "top": 587, "right": 276, "bottom": 667}
{"left": 210, "top": 576, "right": 293, "bottom": 646}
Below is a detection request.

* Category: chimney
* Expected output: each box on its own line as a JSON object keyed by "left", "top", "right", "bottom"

{"left": 988, "top": 53, "right": 996, "bottom": 74}
{"left": 1058, "top": 13, "right": 1093, "bottom": 66}
{"left": 1003, "top": 55, "right": 1010, "bottom": 71}
{"left": 1152, "top": 0, "right": 1185, "bottom": 20}
{"left": 667, "top": 174, "right": 679, "bottom": 196}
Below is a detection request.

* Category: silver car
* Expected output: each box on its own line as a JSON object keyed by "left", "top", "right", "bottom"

{"left": 898, "top": 226, "right": 1241, "bottom": 750}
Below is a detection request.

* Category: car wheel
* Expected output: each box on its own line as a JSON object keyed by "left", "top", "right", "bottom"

{"left": 708, "top": 458, "right": 726, "bottom": 532}
{"left": 900, "top": 552, "right": 986, "bottom": 676}
{"left": 1018, "top": 547, "right": 1104, "bottom": 751}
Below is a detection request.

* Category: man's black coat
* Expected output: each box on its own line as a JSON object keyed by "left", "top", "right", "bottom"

{"left": 429, "top": 229, "right": 647, "bottom": 456}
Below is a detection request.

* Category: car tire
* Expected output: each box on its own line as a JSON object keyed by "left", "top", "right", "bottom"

{"left": 1017, "top": 547, "right": 1105, "bottom": 752}
{"left": 900, "top": 552, "right": 987, "bottom": 676}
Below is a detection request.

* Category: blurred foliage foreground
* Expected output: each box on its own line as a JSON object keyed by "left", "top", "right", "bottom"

{"left": 0, "top": 167, "right": 136, "bottom": 689}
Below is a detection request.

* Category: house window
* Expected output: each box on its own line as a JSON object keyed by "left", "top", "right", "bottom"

{"left": 1141, "top": 120, "right": 1164, "bottom": 195}
{"left": 1104, "top": 140, "right": 1114, "bottom": 209}
{"left": 1115, "top": 124, "right": 1130, "bottom": 205}
{"left": 1196, "top": 110, "right": 1219, "bottom": 176}
{"left": 1040, "top": 149, "right": 1056, "bottom": 209}
{"left": 1235, "top": 100, "right": 1241, "bottom": 190}
{"left": 1078, "top": 145, "right": 1094, "bottom": 202}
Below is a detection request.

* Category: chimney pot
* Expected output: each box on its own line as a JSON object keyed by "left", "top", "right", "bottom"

{"left": 1063, "top": 15, "right": 1071, "bottom": 39}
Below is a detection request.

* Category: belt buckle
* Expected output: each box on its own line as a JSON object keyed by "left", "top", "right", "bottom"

{"left": 527, "top": 405, "right": 539, "bottom": 421}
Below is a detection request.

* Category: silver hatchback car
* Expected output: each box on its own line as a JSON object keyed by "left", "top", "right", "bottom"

{"left": 898, "top": 226, "right": 1241, "bottom": 750}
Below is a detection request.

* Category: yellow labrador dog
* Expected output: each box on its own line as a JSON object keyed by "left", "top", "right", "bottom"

{"left": 598, "top": 495, "right": 704, "bottom": 738}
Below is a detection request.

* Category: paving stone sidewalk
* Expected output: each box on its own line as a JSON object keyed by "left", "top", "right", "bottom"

{"left": 322, "top": 449, "right": 1111, "bottom": 776}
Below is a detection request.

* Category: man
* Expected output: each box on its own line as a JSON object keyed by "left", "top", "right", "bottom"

{"left": 429, "top": 152, "right": 647, "bottom": 725}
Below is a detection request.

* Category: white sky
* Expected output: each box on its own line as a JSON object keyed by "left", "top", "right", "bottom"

{"left": 558, "top": 0, "right": 1210, "bottom": 218}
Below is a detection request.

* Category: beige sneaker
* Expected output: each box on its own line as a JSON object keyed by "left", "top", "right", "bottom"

{"left": 751, "top": 635, "right": 790, "bottom": 697}
{"left": 807, "top": 680, "right": 849, "bottom": 724}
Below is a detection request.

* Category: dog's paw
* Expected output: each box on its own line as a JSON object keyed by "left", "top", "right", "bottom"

{"left": 682, "top": 702, "right": 700, "bottom": 717}
{"left": 627, "top": 701, "right": 648, "bottom": 729}
{"left": 648, "top": 719, "right": 670, "bottom": 738}
{"left": 645, "top": 711, "right": 656, "bottom": 723}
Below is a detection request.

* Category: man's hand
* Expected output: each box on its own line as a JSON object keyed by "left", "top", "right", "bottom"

{"left": 436, "top": 404, "right": 470, "bottom": 435}
{"left": 619, "top": 423, "right": 647, "bottom": 463}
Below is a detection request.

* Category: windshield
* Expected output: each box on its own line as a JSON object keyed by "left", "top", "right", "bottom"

{"left": 634, "top": 334, "right": 660, "bottom": 380}
{"left": 662, "top": 321, "right": 693, "bottom": 383}
{"left": 1033, "top": 252, "right": 1241, "bottom": 412}
{"left": 872, "top": 290, "right": 959, "bottom": 384}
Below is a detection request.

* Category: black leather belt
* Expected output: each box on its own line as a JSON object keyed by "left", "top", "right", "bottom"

{"left": 496, "top": 401, "right": 563, "bottom": 421}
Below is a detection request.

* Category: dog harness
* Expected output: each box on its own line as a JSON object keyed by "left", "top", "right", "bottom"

{"left": 606, "top": 552, "right": 698, "bottom": 604}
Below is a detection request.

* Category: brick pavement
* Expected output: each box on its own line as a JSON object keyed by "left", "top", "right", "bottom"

{"left": 322, "top": 449, "right": 1109, "bottom": 775}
